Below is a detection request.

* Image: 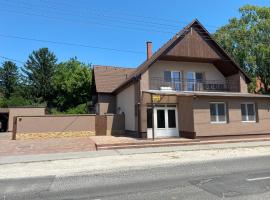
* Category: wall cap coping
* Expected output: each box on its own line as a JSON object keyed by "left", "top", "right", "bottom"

{"left": 104, "top": 113, "right": 124, "bottom": 116}
{"left": 6, "top": 106, "right": 46, "bottom": 108}
{"left": 16, "top": 114, "right": 97, "bottom": 118}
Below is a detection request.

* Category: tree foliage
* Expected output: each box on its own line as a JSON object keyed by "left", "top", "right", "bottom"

{"left": 0, "top": 49, "right": 92, "bottom": 113}
{"left": 0, "top": 61, "right": 19, "bottom": 98}
{"left": 52, "top": 58, "right": 92, "bottom": 111}
{"left": 214, "top": 5, "right": 270, "bottom": 93}
{"left": 23, "top": 48, "right": 57, "bottom": 103}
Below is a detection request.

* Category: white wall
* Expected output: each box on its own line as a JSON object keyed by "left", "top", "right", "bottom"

{"left": 116, "top": 84, "right": 136, "bottom": 131}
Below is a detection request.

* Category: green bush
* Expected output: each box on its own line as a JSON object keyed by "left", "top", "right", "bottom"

{"left": 65, "top": 103, "right": 88, "bottom": 114}
{"left": 0, "top": 96, "right": 32, "bottom": 107}
{"left": 49, "top": 108, "right": 63, "bottom": 115}
{"left": 49, "top": 103, "right": 88, "bottom": 115}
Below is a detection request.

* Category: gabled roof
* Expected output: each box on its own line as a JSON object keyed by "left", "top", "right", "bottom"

{"left": 93, "top": 65, "right": 135, "bottom": 93}
{"left": 113, "top": 19, "right": 251, "bottom": 93}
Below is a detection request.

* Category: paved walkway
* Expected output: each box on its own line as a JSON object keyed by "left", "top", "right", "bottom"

{"left": 0, "top": 132, "right": 11, "bottom": 140}
{"left": 0, "top": 136, "right": 96, "bottom": 156}
{"left": 2, "top": 140, "right": 270, "bottom": 165}
{"left": 2, "top": 133, "right": 270, "bottom": 159}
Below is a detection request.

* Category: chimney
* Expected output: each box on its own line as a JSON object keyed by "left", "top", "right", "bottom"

{"left": 146, "top": 41, "right": 152, "bottom": 60}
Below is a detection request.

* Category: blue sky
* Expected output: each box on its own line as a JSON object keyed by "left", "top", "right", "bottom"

{"left": 0, "top": 0, "right": 269, "bottom": 68}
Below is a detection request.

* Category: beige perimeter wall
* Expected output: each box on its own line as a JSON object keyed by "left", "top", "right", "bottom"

{"left": 15, "top": 115, "right": 96, "bottom": 134}
{"left": 8, "top": 107, "right": 45, "bottom": 132}
{"left": 194, "top": 97, "right": 270, "bottom": 136}
{"left": 14, "top": 114, "right": 125, "bottom": 139}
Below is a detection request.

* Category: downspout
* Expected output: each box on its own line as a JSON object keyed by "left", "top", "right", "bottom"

{"left": 151, "top": 93, "right": 155, "bottom": 141}
{"left": 137, "top": 77, "right": 141, "bottom": 138}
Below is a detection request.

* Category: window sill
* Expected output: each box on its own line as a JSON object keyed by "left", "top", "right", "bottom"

{"left": 210, "top": 121, "right": 227, "bottom": 124}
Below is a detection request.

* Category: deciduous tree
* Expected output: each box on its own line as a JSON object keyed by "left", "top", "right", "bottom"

{"left": 214, "top": 5, "right": 270, "bottom": 93}
{"left": 52, "top": 58, "right": 92, "bottom": 111}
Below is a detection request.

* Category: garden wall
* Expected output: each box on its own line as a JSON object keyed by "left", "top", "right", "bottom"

{"left": 12, "top": 114, "right": 125, "bottom": 139}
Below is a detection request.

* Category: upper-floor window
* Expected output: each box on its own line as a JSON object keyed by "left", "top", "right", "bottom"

{"left": 241, "top": 103, "right": 256, "bottom": 122}
{"left": 187, "top": 72, "right": 203, "bottom": 91}
{"left": 210, "top": 102, "right": 227, "bottom": 123}
{"left": 164, "top": 71, "right": 182, "bottom": 91}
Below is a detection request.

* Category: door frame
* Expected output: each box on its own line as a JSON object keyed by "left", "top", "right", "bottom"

{"left": 147, "top": 105, "right": 179, "bottom": 138}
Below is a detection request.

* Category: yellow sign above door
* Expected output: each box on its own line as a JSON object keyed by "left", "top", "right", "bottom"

{"left": 152, "top": 94, "right": 161, "bottom": 103}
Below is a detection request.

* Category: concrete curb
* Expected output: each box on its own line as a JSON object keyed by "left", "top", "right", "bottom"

{"left": 0, "top": 150, "right": 119, "bottom": 165}
{"left": 96, "top": 138, "right": 270, "bottom": 150}
{"left": 1, "top": 140, "right": 270, "bottom": 165}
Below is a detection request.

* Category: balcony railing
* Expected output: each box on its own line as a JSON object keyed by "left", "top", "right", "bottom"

{"left": 150, "top": 77, "right": 239, "bottom": 92}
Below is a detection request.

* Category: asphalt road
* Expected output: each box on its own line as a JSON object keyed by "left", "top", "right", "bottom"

{"left": 1, "top": 155, "right": 270, "bottom": 200}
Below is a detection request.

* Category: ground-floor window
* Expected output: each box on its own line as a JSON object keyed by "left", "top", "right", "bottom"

{"left": 241, "top": 103, "right": 256, "bottom": 122}
{"left": 210, "top": 102, "right": 227, "bottom": 123}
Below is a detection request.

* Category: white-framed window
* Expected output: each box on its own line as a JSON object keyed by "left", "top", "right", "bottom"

{"left": 210, "top": 102, "right": 227, "bottom": 123}
{"left": 241, "top": 103, "right": 256, "bottom": 122}
{"left": 187, "top": 71, "right": 203, "bottom": 91}
{"left": 164, "top": 71, "right": 182, "bottom": 91}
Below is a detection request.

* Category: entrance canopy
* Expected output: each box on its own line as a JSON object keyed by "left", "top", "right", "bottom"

{"left": 143, "top": 90, "right": 270, "bottom": 99}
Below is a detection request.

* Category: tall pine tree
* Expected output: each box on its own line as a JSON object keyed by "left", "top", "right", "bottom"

{"left": 0, "top": 61, "right": 19, "bottom": 98}
{"left": 23, "top": 48, "right": 57, "bottom": 104}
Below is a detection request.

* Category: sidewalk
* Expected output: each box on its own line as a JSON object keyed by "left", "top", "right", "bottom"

{"left": 0, "top": 136, "right": 96, "bottom": 156}
{"left": 1, "top": 140, "right": 270, "bottom": 165}
{"left": 1, "top": 141, "right": 270, "bottom": 180}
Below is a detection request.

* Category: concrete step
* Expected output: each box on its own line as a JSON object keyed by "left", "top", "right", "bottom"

{"left": 96, "top": 139, "right": 199, "bottom": 147}
{"left": 96, "top": 137, "right": 270, "bottom": 150}
{"left": 96, "top": 141, "right": 200, "bottom": 150}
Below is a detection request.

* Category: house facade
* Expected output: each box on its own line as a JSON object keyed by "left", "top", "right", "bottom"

{"left": 93, "top": 19, "right": 270, "bottom": 139}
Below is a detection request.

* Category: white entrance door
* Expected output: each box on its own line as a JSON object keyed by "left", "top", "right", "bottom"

{"left": 147, "top": 105, "right": 179, "bottom": 138}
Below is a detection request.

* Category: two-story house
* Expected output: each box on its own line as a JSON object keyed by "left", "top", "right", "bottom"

{"left": 93, "top": 19, "right": 270, "bottom": 139}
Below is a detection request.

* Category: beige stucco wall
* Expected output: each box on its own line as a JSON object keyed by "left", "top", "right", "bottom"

{"left": 148, "top": 60, "right": 226, "bottom": 86}
{"left": 116, "top": 84, "right": 136, "bottom": 131}
{"left": 226, "top": 72, "right": 248, "bottom": 93}
{"left": 193, "top": 97, "right": 270, "bottom": 136}
{"left": 178, "top": 96, "right": 195, "bottom": 136}
{"left": 15, "top": 115, "right": 96, "bottom": 134}
{"left": 97, "top": 93, "right": 116, "bottom": 115}
{"left": 140, "top": 69, "right": 149, "bottom": 91}
{"left": 8, "top": 107, "right": 45, "bottom": 132}
{"left": 239, "top": 72, "right": 248, "bottom": 93}
{"left": 106, "top": 114, "right": 125, "bottom": 135}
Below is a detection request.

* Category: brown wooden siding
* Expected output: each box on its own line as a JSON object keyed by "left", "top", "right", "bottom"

{"left": 165, "top": 28, "right": 222, "bottom": 59}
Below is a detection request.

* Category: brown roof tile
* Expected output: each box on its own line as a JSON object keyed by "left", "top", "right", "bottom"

{"left": 93, "top": 65, "right": 135, "bottom": 93}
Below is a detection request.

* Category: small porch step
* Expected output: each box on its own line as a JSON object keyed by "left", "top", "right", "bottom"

{"left": 94, "top": 135, "right": 270, "bottom": 150}
{"left": 96, "top": 139, "right": 200, "bottom": 150}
